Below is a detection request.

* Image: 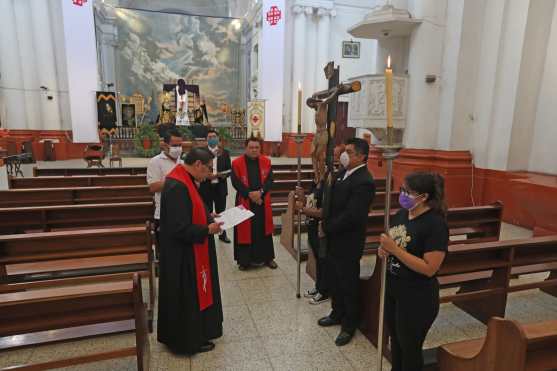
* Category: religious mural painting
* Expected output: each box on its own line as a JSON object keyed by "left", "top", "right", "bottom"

{"left": 114, "top": 9, "right": 241, "bottom": 125}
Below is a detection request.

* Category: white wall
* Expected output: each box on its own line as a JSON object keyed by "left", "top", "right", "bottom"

{"left": 528, "top": 2, "right": 557, "bottom": 174}
{"left": 0, "top": 0, "right": 68, "bottom": 131}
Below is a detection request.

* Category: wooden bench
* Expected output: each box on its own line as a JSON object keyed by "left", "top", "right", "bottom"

{"left": 438, "top": 317, "right": 557, "bottom": 371}
{"left": 0, "top": 185, "right": 152, "bottom": 208}
{"left": 0, "top": 225, "right": 155, "bottom": 330}
{"left": 0, "top": 274, "right": 149, "bottom": 370}
{"left": 0, "top": 202, "right": 153, "bottom": 235}
{"left": 9, "top": 174, "right": 147, "bottom": 189}
{"left": 361, "top": 234, "right": 557, "bottom": 351}
{"left": 33, "top": 166, "right": 148, "bottom": 176}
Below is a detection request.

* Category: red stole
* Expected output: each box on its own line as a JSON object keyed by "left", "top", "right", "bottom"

{"left": 166, "top": 165, "right": 213, "bottom": 311}
{"left": 232, "top": 155, "right": 274, "bottom": 244}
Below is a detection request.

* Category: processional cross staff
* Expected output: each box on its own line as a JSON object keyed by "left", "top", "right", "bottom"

{"left": 292, "top": 62, "right": 361, "bottom": 298}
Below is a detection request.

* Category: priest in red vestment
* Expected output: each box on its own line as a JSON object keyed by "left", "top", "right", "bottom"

{"left": 231, "top": 136, "right": 277, "bottom": 270}
{"left": 157, "top": 147, "right": 224, "bottom": 355}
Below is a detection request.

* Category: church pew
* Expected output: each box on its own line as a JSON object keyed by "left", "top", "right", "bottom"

{"left": 0, "top": 185, "right": 152, "bottom": 208}
{"left": 271, "top": 163, "right": 313, "bottom": 172}
{"left": 360, "top": 235, "right": 557, "bottom": 351}
{"left": 9, "top": 174, "right": 147, "bottom": 189}
{"left": 0, "top": 202, "right": 153, "bottom": 235}
{"left": 305, "top": 202, "right": 504, "bottom": 277}
{"left": 0, "top": 225, "right": 155, "bottom": 330}
{"left": 438, "top": 317, "right": 557, "bottom": 371}
{"left": 33, "top": 166, "right": 148, "bottom": 176}
{"left": 0, "top": 274, "right": 150, "bottom": 371}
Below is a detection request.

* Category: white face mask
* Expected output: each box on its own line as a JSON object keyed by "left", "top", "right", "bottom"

{"left": 340, "top": 151, "right": 350, "bottom": 168}
{"left": 168, "top": 146, "right": 182, "bottom": 160}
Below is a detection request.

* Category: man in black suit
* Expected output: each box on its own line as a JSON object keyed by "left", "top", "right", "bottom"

{"left": 200, "top": 129, "right": 232, "bottom": 243}
{"left": 317, "top": 137, "right": 375, "bottom": 346}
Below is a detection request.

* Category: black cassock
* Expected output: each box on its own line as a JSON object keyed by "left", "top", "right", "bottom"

{"left": 157, "top": 176, "right": 223, "bottom": 354}
{"left": 231, "top": 156, "right": 275, "bottom": 266}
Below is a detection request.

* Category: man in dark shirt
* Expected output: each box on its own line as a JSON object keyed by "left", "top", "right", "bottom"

{"left": 317, "top": 138, "right": 376, "bottom": 346}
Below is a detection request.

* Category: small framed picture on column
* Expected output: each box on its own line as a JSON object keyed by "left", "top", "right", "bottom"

{"left": 342, "top": 41, "right": 360, "bottom": 58}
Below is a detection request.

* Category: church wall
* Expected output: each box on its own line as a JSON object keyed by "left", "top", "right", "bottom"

{"left": 403, "top": 0, "right": 446, "bottom": 149}
{"left": 528, "top": 2, "right": 557, "bottom": 175}
{"left": 507, "top": 0, "right": 555, "bottom": 172}
{"left": 0, "top": 0, "right": 68, "bottom": 132}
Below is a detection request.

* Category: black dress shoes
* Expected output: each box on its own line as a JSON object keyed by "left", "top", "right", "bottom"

{"left": 317, "top": 315, "right": 341, "bottom": 327}
{"left": 218, "top": 234, "right": 231, "bottom": 243}
{"left": 266, "top": 260, "right": 278, "bottom": 269}
{"left": 198, "top": 341, "right": 215, "bottom": 353}
{"left": 335, "top": 331, "right": 354, "bottom": 346}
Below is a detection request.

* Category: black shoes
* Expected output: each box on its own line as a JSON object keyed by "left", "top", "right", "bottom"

{"left": 198, "top": 341, "right": 215, "bottom": 353}
{"left": 266, "top": 260, "right": 278, "bottom": 269}
{"left": 218, "top": 234, "right": 231, "bottom": 243}
{"left": 335, "top": 331, "right": 354, "bottom": 346}
{"left": 317, "top": 316, "right": 341, "bottom": 327}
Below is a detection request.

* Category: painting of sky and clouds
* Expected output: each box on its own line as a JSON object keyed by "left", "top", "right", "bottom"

{"left": 115, "top": 8, "right": 241, "bottom": 124}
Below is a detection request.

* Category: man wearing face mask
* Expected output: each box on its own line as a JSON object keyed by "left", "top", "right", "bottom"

{"left": 147, "top": 129, "right": 184, "bottom": 245}
{"left": 317, "top": 137, "right": 375, "bottom": 346}
{"left": 158, "top": 147, "right": 224, "bottom": 355}
{"left": 199, "top": 129, "right": 232, "bottom": 243}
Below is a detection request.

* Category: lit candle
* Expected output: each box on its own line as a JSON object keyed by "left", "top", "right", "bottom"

{"left": 385, "top": 56, "right": 393, "bottom": 129}
{"left": 297, "top": 82, "right": 302, "bottom": 134}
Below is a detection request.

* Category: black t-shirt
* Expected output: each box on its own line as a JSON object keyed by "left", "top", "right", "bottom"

{"left": 386, "top": 208, "right": 449, "bottom": 282}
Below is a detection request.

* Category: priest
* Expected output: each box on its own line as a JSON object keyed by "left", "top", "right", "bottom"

{"left": 231, "top": 136, "right": 277, "bottom": 270}
{"left": 157, "top": 147, "right": 224, "bottom": 355}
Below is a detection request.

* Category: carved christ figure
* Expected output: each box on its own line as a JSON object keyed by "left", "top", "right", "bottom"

{"left": 306, "top": 80, "right": 361, "bottom": 184}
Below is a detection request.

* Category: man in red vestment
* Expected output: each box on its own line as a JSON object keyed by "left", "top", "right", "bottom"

{"left": 157, "top": 147, "right": 224, "bottom": 355}
{"left": 231, "top": 136, "right": 277, "bottom": 271}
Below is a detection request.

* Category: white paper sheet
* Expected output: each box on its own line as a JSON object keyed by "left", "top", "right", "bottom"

{"left": 214, "top": 206, "right": 255, "bottom": 230}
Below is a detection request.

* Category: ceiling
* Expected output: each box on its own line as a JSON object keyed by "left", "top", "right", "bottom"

{"left": 102, "top": 0, "right": 254, "bottom": 18}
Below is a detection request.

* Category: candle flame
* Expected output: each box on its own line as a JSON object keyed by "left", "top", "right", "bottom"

{"left": 387, "top": 55, "right": 391, "bottom": 69}
{"left": 298, "top": 82, "right": 302, "bottom": 91}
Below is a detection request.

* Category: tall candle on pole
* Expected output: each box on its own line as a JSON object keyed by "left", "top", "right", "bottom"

{"left": 385, "top": 55, "right": 393, "bottom": 143}
{"left": 297, "top": 82, "right": 302, "bottom": 134}
{"left": 376, "top": 54, "right": 396, "bottom": 371}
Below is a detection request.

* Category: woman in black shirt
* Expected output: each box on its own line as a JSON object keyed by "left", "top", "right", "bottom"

{"left": 378, "top": 172, "right": 449, "bottom": 371}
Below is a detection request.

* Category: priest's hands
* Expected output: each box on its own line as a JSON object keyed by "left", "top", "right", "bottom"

{"left": 248, "top": 190, "right": 263, "bottom": 205}
{"left": 208, "top": 222, "right": 224, "bottom": 235}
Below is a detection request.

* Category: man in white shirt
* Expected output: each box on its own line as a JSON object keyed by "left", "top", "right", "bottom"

{"left": 147, "top": 129, "right": 184, "bottom": 247}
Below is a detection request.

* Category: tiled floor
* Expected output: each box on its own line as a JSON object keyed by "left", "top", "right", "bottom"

{"left": 1, "top": 158, "right": 556, "bottom": 370}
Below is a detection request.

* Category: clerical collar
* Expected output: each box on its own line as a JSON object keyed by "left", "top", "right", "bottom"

{"left": 342, "top": 163, "right": 366, "bottom": 180}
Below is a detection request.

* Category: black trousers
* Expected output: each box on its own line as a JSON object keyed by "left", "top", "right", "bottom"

{"left": 329, "top": 255, "right": 360, "bottom": 333}
{"left": 385, "top": 276, "right": 439, "bottom": 371}
{"left": 307, "top": 221, "right": 331, "bottom": 296}
{"left": 208, "top": 184, "right": 227, "bottom": 236}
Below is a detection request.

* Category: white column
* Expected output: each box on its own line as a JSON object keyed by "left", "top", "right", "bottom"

{"left": 0, "top": 0, "right": 28, "bottom": 129}
{"left": 315, "top": 8, "right": 331, "bottom": 92}
{"left": 30, "top": 0, "right": 62, "bottom": 130}
{"left": 290, "top": 5, "right": 306, "bottom": 132}
{"left": 303, "top": 6, "right": 316, "bottom": 133}
{"left": 13, "top": 0, "right": 40, "bottom": 130}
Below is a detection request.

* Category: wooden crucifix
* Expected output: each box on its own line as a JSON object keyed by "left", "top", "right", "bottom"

{"left": 306, "top": 62, "right": 361, "bottom": 256}
{"left": 306, "top": 62, "right": 361, "bottom": 184}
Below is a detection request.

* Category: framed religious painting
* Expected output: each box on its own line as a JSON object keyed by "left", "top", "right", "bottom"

{"left": 342, "top": 41, "right": 360, "bottom": 59}
{"left": 121, "top": 103, "right": 136, "bottom": 127}
{"left": 96, "top": 91, "right": 117, "bottom": 135}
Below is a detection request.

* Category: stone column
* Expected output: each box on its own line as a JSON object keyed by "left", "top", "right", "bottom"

{"left": 30, "top": 0, "right": 62, "bottom": 130}
{"left": 290, "top": 5, "right": 306, "bottom": 132}
{"left": 13, "top": 0, "right": 39, "bottom": 130}
{"left": 315, "top": 8, "right": 331, "bottom": 92}
{"left": 0, "top": 0, "right": 28, "bottom": 129}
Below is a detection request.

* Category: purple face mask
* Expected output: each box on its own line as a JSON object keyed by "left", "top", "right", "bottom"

{"left": 399, "top": 192, "right": 417, "bottom": 210}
